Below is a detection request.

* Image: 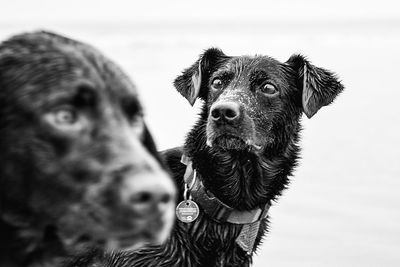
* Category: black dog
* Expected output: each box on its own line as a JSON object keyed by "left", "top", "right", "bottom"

{"left": 67, "top": 48, "right": 343, "bottom": 267}
{"left": 0, "top": 31, "right": 176, "bottom": 267}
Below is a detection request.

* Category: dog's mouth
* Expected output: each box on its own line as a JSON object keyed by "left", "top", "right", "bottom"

{"left": 63, "top": 232, "right": 153, "bottom": 252}
{"left": 105, "top": 214, "right": 173, "bottom": 251}
{"left": 64, "top": 218, "right": 169, "bottom": 251}
{"left": 207, "top": 134, "right": 263, "bottom": 152}
{"left": 60, "top": 199, "right": 175, "bottom": 251}
{"left": 108, "top": 225, "right": 171, "bottom": 251}
{"left": 206, "top": 113, "right": 263, "bottom": 153}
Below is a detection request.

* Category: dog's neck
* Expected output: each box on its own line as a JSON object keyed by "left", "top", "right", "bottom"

{"left": 181, "top": 155, "right": 270, "bottom": 224}
{"left": 169, "top": 113, "right": 300, "bottom": 265}
{"left": 184, "top": 117, "right": 299, "bottom": 211}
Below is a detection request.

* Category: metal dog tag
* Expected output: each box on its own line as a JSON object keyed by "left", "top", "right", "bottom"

{"left": 176, "top": 200, "right": 199, "bottom": 223}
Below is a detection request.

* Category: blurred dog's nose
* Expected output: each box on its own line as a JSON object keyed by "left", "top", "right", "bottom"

{"left": 210, "top": 102, "right": 240, "bottom": 123}
{"left": 120, "top": 170, "right": 176, "bottom": 214}
{"left": 128, "top": 177, "right": 174, "bottom": 209}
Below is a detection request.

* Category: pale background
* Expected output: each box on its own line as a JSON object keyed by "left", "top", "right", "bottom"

{"left": 1, "top": 1, "right": 399, "bottom": 266}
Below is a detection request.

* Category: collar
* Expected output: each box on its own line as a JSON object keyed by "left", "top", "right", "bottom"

{"left": 181, "top": 155, "right": 270, "bottom": 225}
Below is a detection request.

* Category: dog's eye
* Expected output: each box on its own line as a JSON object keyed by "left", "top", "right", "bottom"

{"left": 260, "top": 83, "right": 278, "bottom": 95}
{"left": 54, "top": 108, "right": 78, "bottom": 125}
{"left": 44, "top": 107, "right": 83, "bottom": 132}
{"left": 122, "top": 97, "right": 143, "bottom": 121}
{"left": 211, "top": 78, "right": 223, "bottom": 90}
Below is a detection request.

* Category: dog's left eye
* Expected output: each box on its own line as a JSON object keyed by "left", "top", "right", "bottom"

{"left": 44, "top": 107, "right": 84, "bottom": 132}
{"left": 211, "top": 78, "right": 223, "bottom": 90}
{"left": 260, "top": 83, "right": 278, "bottom": 95}
{"left": 54, "top": 108, "right": 77, "bottom": 125}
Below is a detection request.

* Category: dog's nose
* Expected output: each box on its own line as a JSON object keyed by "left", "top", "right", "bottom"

{"left": 119, "top": 169, "right": 176, "bottom": 215}
{"left": 210, "top": 102, "right": 241, "bottom": 123}
{"left": 128, "top": 175, "right": 175, "bottom": 210}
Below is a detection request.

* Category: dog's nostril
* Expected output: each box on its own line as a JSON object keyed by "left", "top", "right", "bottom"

{"left": 130, "top": 192, "right": 173, "bottom": 205}
{"left": 160, "top": 193, "right": 172, "bottom": 204}
{"left": 224, "top": 108, "right": 238, "bottom": 119}
{"left": 130, "top": 192, "right": 152, "bottom": 204}
{"left": 211, "top": 109, "right": 220, "bottom": 120}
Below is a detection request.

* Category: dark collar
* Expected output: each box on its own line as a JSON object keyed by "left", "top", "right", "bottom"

{"left": 181, "top": 155, "right": 270, "bottom": 225}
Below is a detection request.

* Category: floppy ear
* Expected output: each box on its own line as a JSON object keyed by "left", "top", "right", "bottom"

{"left": 286, "top": 54, "right": 344, "bottom": 118}
{"left": 174, "top": 48, "right": 230, "bottom": 105}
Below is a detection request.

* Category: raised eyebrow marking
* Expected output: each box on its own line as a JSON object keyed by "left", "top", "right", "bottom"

{"left": 41, "top": 83, "right": 97, "bottom": 109}
{"left": 251, "top": 69, "right": 270, "bottom": 79}
{"left": 210, "top": 70, "right": 234, "bottom": 81}
{"left": 249, "top": 69, "right": 272, "bottom": 83}
{"left": 44, "top": 91, "right": 74, "bottom": 106}
{"left": 212, "top": 69, "right": 231, "bottom": 76}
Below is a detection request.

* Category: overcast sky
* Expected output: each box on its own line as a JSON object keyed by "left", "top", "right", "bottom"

{"left": 1, "top": 0, "right": 399, "bottom": 23}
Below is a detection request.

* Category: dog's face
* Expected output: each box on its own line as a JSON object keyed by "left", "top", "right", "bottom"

{"left": 0, "top": 32, "right": 176, "bottom": 252}
{"left": 175, "top": 48, "right": 343, "bottom": 155}
{"left": 205, "top": 56, "right": 300, "bottom": 153}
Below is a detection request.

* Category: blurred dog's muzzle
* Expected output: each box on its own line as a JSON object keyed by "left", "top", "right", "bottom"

{"left": 116, "top": 169, "right": 177, "bottom": 248}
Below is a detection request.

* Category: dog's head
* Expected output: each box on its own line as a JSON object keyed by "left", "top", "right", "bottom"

{"left": 175, "top": 48, "right": 343, "bottom": 154}
{"left": 0, "top": 31, "right": 176, "bottom": 255}
{"left": 174, "top": 48, "right": 343, "bottom": 209}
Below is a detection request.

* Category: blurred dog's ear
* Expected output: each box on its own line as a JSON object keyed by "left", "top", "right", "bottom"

{"left": 142, "top": 124, "right": 164, "bottom": 164}
{"left": 286, "top": 54, "right": 344, "bottom": 118}
{"left": 174, "top": 48, "right": 230, "bottom": 105}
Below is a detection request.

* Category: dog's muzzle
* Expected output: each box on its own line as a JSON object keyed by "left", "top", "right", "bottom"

{"left": 206, "top": 101, "right": 259, "bottom": 151}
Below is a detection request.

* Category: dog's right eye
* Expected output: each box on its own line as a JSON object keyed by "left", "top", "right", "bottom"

{"left": 260, "top": 83, "right": 278, "bottom": 96}
{"left": 211, "top": 78, "right": 223, "bottom": 91}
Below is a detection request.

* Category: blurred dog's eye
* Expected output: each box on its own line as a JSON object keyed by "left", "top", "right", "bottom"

{"left": 55, "top": 108, "right": 77, "bottom": 125}
{"left": 211, "top": 78, "right": 223, "bottom": 90}
{"left": 122, "top": 97, "right": 143, "bottom": 121}
{"left": 260, "top": 83, "right": 278, "bottom": 95}
{"left": 44, "top": 107, "right": 83, "bottom": 131}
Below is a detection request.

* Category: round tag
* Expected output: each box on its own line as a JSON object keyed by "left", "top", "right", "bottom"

{"left": 175, "top": 200, "right": 200, "bottom": 223}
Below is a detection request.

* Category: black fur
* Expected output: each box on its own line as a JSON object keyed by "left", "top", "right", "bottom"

{"left": 67, "top": 48, "right": 343, "bottom": 267}
{"left": 0, "top": 31, "right": 175, "bottom": 267}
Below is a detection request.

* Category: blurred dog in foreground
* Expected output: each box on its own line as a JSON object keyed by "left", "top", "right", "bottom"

{"left": 0, "top": 31, "right": 176, "bottom": 267}
{"left": 68, "top": 48, "right": 343, "bottom": 267}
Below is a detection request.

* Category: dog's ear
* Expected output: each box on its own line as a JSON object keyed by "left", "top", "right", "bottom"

{"left": 174, "top": 48, "right": 230, "bottom": 105}
{"left": 286, "top": 54, "right": 344, "bottom": 118}
{"left": 141, "top": 124, "right": 171, "bottom": 169}
{"left": 142, "top": 123, "right": 164, "bottom": 164}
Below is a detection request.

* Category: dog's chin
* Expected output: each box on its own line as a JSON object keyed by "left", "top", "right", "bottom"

{"left": 106, "top": 225, "right": 171, "bottom": 251}
{"left": 207, "top": 133, "right": 264, "bottom": 153}
{"left": 64, "top": 231, "right": 159, "bottom": 252}
{"left": 105, "top": 233, "right": 154, "bottom": 251}
{"left": 212, "top": 135, "right": 247, "bottom": 151}
{"left": 61, "top": 210, "right": 174, "bottom": 252}
{"left": 207, "top": 135, "right": 261, "bottom": 152}
{"left": 102, "top": 219, "right": 173, "bottom": 251}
